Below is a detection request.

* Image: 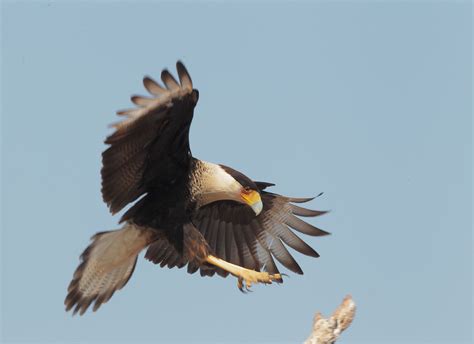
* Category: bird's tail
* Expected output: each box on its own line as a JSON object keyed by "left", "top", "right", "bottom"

{"left": 65, "top": 223, "right": 155, "bottom": 315}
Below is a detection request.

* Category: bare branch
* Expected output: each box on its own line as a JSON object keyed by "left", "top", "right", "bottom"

{"left": 304, "top": 295, "right": 356, "bottom": 344}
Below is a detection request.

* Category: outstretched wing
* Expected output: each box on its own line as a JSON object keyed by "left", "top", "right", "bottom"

{"left": 65, "top": 225, "right": 155, "bottom": 315}
{"left": 144, "top": 187, "right": 328, "bottom": 277}
{"left": 190, "top": 188, "right": 329, "bottom": 277}
{"left": 102, "top": 61, "right": 198, "bottom": 214}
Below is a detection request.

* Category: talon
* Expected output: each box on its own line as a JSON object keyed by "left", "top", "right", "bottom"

{"left": 273, "top": 273, "right": 283, "bottom": 283}
{"left": 238, "top": 278, "right": 245, "bottom": 292}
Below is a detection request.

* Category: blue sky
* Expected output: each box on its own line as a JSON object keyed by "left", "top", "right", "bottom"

{"left": 1, "top": 1, "right": 471, "bottom": 343}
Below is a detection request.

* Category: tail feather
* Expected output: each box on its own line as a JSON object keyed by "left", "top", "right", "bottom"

{"left": 65, "top": 224, "right": 155, "bottom": 315}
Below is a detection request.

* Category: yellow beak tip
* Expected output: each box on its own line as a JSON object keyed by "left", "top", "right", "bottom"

{"left": 241, "top": 190, "right": 263, "bottom": 216}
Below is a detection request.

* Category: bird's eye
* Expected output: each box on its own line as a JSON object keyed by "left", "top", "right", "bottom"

{"left": 244, "top": 186, "right": 251, "bottom": 192}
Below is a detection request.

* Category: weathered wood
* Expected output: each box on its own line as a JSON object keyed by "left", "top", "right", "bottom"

{"left": 304, "top": 295, "right": 356, "bottom": 344}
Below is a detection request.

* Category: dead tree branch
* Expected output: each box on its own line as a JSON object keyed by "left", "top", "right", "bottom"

{"left": 304, "top": 295, "right": 356, "bottom": 344}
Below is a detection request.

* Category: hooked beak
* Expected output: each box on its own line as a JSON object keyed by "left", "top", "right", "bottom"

{"left": 241, "top": 190, "right": 263, "bottom": 216}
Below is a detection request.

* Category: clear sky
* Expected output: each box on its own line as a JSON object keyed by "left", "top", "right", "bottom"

{"left": 1, "top": 1, "right": 471, "bottom": 343}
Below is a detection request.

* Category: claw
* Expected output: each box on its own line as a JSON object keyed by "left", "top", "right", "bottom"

{"left": 238, "top": 278, "right": 245, "bottom": 293}
{"left": 236, "top": 271, "right": 283, "bottom": 292}
{"left": 205, "top": 255, "right": 284, "bottom": 292}
{"left": 238, "top": 278, "right": 255, "bottom": 293}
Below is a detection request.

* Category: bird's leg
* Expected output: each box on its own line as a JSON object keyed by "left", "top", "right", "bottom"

{"left": 205, "top": 255, "right": 283, "bottom": 291}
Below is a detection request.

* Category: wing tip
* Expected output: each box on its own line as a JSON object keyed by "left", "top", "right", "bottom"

{"left": 176, "top": 60, "right": 193, "bottom": 90}
{"left": 320, "top": 230, "right": 331, "bottom": 236}
{"left": 161, "top": 68, "right": 180, "bottom": 90}
{"left": 288, "top": 196, "right": 315, "bottom": 203}
{"left": 176, "top": 60, "right": 185, "bottom": 70}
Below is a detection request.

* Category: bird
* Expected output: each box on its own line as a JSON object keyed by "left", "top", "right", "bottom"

{"left": 65, "top": 61, "right": 329, "bottom": 315}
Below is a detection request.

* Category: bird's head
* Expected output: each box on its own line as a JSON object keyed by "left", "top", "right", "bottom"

{"left": 195, "top": 162, "right": 263, "bottom": 216}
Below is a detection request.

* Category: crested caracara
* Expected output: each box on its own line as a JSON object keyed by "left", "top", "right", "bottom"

{"left": 65, "top": 62, "right": 329, "bottom": 315}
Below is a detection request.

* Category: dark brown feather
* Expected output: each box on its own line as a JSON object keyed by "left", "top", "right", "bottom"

{"left": 161, "top": 69, "right": 180, "bottom": 90}
{"left": 190, "top": 189, "right": 328, "bottom": 277}
{"left": 284, "top": 214, "right": 330, "bottom": 237}
{"left": 143, "top": 76, "right": 167, "bottom": 96}
{"left": 101, "top": 63, "right": 196, "bottom": 214}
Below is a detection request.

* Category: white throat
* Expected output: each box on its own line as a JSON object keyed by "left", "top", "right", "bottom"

{"left": 191, "top": 160, "right": 242, "bottom": 207}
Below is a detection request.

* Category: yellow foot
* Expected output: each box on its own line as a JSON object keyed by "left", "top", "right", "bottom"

{"left": 237, "top": 270, "right": 283, "bottom": 292}
{"left": 205, "top": 255, "right": 283, "bottom": 292}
